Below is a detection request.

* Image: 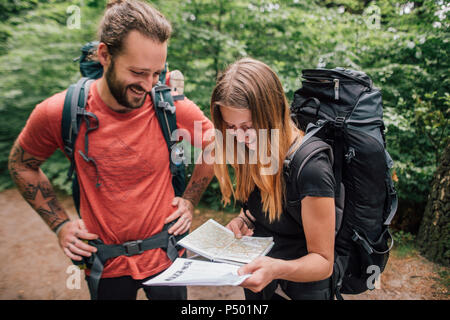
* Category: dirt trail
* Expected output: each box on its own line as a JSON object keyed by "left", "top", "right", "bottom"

{"left": 0, "top": 188, "right": 447, "bottom": 300}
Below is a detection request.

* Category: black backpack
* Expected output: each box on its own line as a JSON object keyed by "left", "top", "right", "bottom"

{"left": 287, "top": 67, "right": 398, "bottom": 299}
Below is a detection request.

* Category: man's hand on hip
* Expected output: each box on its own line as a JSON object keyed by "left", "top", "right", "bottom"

{"left": 58, "top": 219, "right": 99, "bottom": 261}
{"left": 165, "top": 197, "right": 194, "bottom": 236}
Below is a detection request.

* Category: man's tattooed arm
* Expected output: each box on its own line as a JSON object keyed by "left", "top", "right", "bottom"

{"left": 8, "top": 139, "right": 70, "bottom": 232}
{"left": 182, "top": 158, "right": 215, "bottom": 207}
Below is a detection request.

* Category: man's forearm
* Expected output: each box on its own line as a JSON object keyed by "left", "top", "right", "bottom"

{"left": 8, "top": 141, "right": 70, "bottom": 232}
{"left": 182, "top": 161, "right": 215, "bottom": 207}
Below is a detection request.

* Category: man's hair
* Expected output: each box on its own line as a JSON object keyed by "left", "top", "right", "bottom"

{"left": 98, "top": 0, "right": 172, "bottom": 57}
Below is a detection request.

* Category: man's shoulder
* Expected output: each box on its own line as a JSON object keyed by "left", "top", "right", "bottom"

{"left": 43, "top": 89, "right": 68, "bottom": 110}
{"left": 34, "top": 89, "right": 68, "bottom": 121}
{"left": 18, "top": 88, "right": 70, "bottom": 159}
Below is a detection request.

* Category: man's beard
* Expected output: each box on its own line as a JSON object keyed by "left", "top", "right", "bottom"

{"left": 105, "top": 60, "right": 149, "bottom": 112}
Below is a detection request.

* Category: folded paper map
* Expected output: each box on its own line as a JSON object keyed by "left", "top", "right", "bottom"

{"left": 176, "top": 219, "right": 274, "bottom": 265}
{"left": 143, "top": 258, "right": 251, "bottom": 286}
{"left": 144, "top": 219, "right": 274, "bottom": 287}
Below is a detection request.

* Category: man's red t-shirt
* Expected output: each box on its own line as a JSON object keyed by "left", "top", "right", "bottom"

{"left": 18, "top": 80, "right": 213, "bottom": 279}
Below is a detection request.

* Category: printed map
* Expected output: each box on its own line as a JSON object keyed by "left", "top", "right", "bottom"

{"left": 177, "top": 219, "right": 274, "bottom": 264}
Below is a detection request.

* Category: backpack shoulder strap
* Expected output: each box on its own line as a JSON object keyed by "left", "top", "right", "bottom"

{"left": 62, "top": 77, "right": 93, "bottom": 164}
{"left": 151, "top": 82, "right": 186, "bottom": 197}
{"left": 284, "top": 135, "right": 333, "bottom": 191}
{"left": 151, "top": 83, "right": 177, "bottom": 146}
{"left": 280, "top": 136, "right": 334, "bottom": 236}
{"left": 61, "top": 77, "right": 95, "bottom": 215}
{"left": 284, "top": 132, "right": 345, "bottom": 238}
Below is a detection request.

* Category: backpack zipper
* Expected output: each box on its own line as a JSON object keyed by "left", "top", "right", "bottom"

{"left": 303, "top": 69, "right": 372, "bottom": 88}
{"left": 334, "top": 79, "right": 340, "bottom": 100}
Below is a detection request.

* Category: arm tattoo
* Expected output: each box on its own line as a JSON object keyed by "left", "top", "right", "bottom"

{"left": 8, "top": 141, "right": 69, "bottom": 232}
{"left": 23, "top": 181, "right": 53, "bottom": 201}
{"left": 9, "top": 142, "right": 45, "bottom": 170}
{"left": 182, "top": 176, "right": 210, "bottom": 207}
{"left": 37, "top": 198, "right": 67, "bottom": 231}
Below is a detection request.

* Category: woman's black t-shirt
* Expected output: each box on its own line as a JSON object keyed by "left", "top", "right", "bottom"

{"left": 296, "top": 151, "right": 335, "bottom": 201}
{"left": 244, "top": 150, "right": 335, "bottom": 300}
{"left": 247, "top": 150, "right": 335, "bottom": 260}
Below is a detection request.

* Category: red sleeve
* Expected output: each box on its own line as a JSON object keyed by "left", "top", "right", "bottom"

{"left": 174, "top": 96, "right": 214, "bottom": 150}
{"left": 18, "top": 91, "right": 66, "bottom": 159}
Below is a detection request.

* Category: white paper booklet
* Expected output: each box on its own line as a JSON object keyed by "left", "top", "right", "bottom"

{"left": 143, "top": 258, "right": 251, "bottom": 286}
{"left": 176, "top": 219, "right": 274, "bottom": 265}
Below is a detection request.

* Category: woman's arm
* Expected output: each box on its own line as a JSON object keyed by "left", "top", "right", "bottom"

{"left": 238, "top": 196, "right": 335, "bottom": 293}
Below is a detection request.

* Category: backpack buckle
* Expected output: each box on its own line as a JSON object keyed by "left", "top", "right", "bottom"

{"left": 123, "top": 240, "right": 143, "bottom": 256}
{"left": 316, "top": 119, "right": 327, "bottom": 127}
{"left": 170, "top": 143, "right": 185, "bottom": 166}
{"left": 158, "top": 101, "right": 176, "bottom": 114}
{"left": 345, "top": 147, "right": 356, "bottom": 163}
{"left": 283, "top": 159, "right": 292, "bottom": 182}
{"left": 334, "top": 116, "right": 345, "bottom": 128}
{"left": 351, "top": 231, "right": 374, "bottom": 255}
{"left": 64, "top": 145, "right": 73, "bottom": 158}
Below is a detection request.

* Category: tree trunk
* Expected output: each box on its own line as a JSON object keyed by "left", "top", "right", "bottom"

{"left": 416, "top": 142, "right": 450, "bottom": 266}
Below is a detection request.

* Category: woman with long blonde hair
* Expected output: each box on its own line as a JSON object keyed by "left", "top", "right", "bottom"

{"left": 210, "top": 58, "right": 336, "bottom": 300}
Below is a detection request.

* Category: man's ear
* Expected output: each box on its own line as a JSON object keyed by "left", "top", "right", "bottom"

{"left": 97, "top": 42, "right": 111, "bottom": 68}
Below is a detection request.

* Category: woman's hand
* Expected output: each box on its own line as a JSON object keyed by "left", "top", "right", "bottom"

{"left": 226, "top": 215, "right": 254, "bottom": 239}
{"left": 237, "top": 256, "right": 280, "bottom": 293}
{"left": 57, "top": 219, "right": 99, "bottom": 261}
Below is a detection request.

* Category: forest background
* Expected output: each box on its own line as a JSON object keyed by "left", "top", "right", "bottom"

{"left": 0, "top": 0, "right": 448, "bottom": 266}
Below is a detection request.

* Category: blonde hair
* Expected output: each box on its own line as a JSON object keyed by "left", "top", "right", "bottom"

{"left": 210, "top": 58, "right": 301, "bottom": 222}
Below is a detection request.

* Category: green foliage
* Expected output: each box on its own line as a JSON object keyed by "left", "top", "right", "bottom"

{"left": 0, "top": 0, "right": 40, "bottom": 21}
{"left": 437, "top": 269, "right": 450, "bottom": 291}
{"left": 40, "top": 150, "right": 72, "bottom": 194}
{"left": 0, "top": 1, "right": 103, "bottom": 189}
{"left": 1, "top": 0, "right": 448, "bottom": 215}
{"left": 392, "top": 229, "right": 417, "bottom": 258}
{"left": 0, "top": 0, "right": 74, "bottom": 21}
